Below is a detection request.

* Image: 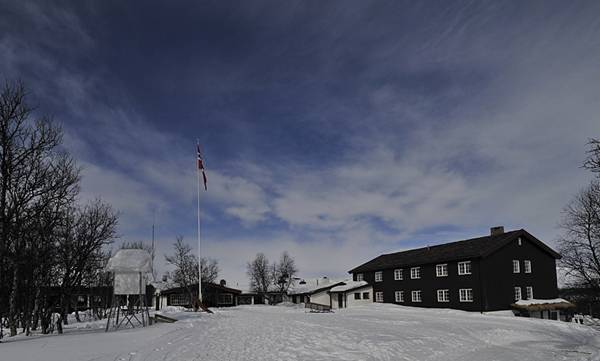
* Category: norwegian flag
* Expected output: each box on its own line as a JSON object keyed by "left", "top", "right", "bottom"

{"left": 197, "top": 144, "right": 207, "bottom": 191}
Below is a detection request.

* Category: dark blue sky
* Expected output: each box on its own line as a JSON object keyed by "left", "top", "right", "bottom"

{"left": 1, "top": 1, "right": 599, "bottom": 284}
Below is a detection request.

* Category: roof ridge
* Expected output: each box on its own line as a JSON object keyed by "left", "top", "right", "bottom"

{"left": 381, "top": 229, "right": 521, "bottom": 257}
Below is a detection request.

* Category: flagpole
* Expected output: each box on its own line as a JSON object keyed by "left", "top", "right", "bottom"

{"left": 197, "top": 143, "right": 203, "bottom": 305}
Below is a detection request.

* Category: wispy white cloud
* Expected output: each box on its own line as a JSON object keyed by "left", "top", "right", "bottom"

{"left": 2, "top": 1, "right": 600, "bottom": 284}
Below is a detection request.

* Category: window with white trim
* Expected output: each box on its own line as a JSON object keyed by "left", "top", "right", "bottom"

{"left": 526, "top": 286, "right": 533, "bottom": 300}
{"left": 394, "top": 268, "right": 403, "bottom": 280}
{"left": 356, "top": 273, "right": 364, "bottom": 281}
{"left": 218, "top": 293, "right": 233, "bottom": 305}
{"left": 513, "top": 260, "right": 520, "bottom": 273}
{"left": 524, "top": 260, "right": 531, "bottom": 273}
{"left": 375, "top": 291, "right": 384, "bottom": 303}
{"left": 411, "top": 290, "right": 422, "bottom": 302}
{"left": 436, "top": 264, "right": 448, "bottom": 277}
{"left": 514, "top": 286, "right": 522, "bottom": 301}
{"left": 459, "top": 288, "right": 473, "bottom": 302}
{"left": 170, "top": 294, "right": 190, "bottom": 306}
{"left": 410, "top": 267, "right": 421, "bottom": 279}
{"left": 437, "top": 289, "right": 449, "bottom": 302}
{"left": 458, "top": 261, "right": 472, "bottom": 275}
{"left": 375, "top": 271, "right": 383, "bottom": 282}
{"left": 395, "top": 291, "right": 404, "bottom": 302}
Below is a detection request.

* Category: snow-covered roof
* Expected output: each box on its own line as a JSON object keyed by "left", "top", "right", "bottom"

{"left": 329, "top": 281, "right": 370, "bottom": 293}
{"left": 105, "top": 249, "right": 152, "bottom": 273}
{"left": 514, "top": 298, "right": 571, "bottom": 306}
{"left": 287, "top": 277, "right": 346, "bottom": 295}
{"left": 512, "top": 298, "right": 575, "bottom": 311}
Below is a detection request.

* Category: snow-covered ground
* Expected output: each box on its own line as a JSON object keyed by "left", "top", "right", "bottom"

{"left": 2, "top": 303, "right": 600, "bottom": 361}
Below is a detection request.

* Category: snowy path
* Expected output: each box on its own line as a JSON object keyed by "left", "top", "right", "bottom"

{"left": 2, "top": 304, "right": 600, "bottom": 361}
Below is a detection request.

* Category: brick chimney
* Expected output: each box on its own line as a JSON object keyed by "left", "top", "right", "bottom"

{"left": 490, "top": 226, "right": 504, "bottom": 236}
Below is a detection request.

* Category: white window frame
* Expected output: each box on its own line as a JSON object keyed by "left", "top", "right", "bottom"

{"left": 437, "top": 289, "right": 450, "bottom": 302}
{"left": 410, "top": 267, "right": 421, "bottom": 279}
{"left": 436, "top": 264, "right": 448, "bottom": 277}
{"left": 411, "top": 290, "right": 422, "bottom": 303}
{"left": 218, "top": 293, "right": 233, "bottom": 305}
{"left": 458, "top": 261, "right": 472, "bottom": 275}
{"left": 526, "top": 286, "right": 533, "bottom": 300}
{"left": 170, "top": 294, "right": 190, "bottom": 306}
{"left": 514, "top": 286, "right": 522, "bottom": 301}
{"left": 513, "top": 260, "right": 520, "bottom": 273}
{"left": 524, "top": 260, "right": 531, "bottom": 273}
{"left": 394, "top": 268, "right": 403, "bottom": 280}
{"left": 375, "top": 291, "right": 384, "bottom": 303}
{"left": 356, "top": 273, "right": 364, "bottom": 281}
{"left": 375, "top": 271, "right": 383, "bottom": 282}
{"left": 395, "top": 290, "right": 404, "bottom": 302}
{"left": 459, "top": 288, "right": 473, "bottom": 302}
{"left": 518, "top": 237, "right": 522, "bottom": 246}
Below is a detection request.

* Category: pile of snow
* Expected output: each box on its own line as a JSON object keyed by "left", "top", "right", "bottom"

{"left": 2, "top": 304, "right": 599, "bottom": 361}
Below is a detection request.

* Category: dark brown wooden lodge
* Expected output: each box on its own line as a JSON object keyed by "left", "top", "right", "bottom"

{"left": 160, "top": 281, "right": 242, "bottom": 308}
{"left": 349, "top": 227, "right": 560, "bottom": 312}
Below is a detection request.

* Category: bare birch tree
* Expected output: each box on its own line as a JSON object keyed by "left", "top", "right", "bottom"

{"left": 271, "top": 251, "right": 298, "bottom": 294}
{"left": 247, "top": 253, "right": 271, "bottom": 301}
{"left": 583, "top": 138, "right": 600, "bottom": 175}
{"left": 558, "top": 181, "right": 600, "bottom": 291}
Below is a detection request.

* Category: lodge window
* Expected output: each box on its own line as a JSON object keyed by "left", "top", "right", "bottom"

{"left": 375, "top": 292, "right": 384, "bottom": 303}
{"left": 437, "top": 289, "right": 450, "bottom": 302}
{"left": 514, "top": 286, "right": 522, "bottom": 301}
{"left": 170, "top": 294, "right": 190, "bottom": 306}
{"left": 218, "top": 293, "right": 233, "bottom": 305}
{"left": 436, "top": 264, "right": 448, "bottom": 277}
{"left": 518, "top": 237, "right": 522, "bottom": 246}
{"left": 459, "top": 288, "right": 473, "bottom": 302}
{"left": 526, "top": 286, "right": 533, "bottom": 300}
{"left": 410, "top": 267, "right": 421, "bottom": 279}
{"left": 362, "top": 292, "right": 370, "bottom": 299}
{"left": 356, "top": 273, "right": 364, "bottom": 281}
{"left": 411, "top": 290, "right": 422, "bottom": 302}
{"left": 394, "top": 268, "right": 403, "bottom": 280}
{"left": 458, "top": 261, "right": 471, "bottom": 275}
{"left": 524, "top": 260, "right": 531, "bottom": 273}
{"left": 354, "top": 293, "right": 361, "bottom": 300}
{"left": 395, "top": 291, "right": 404, "bottom": 302}
{"left": 513, "top": 260, "right": 520, "bottom": 273}
{"left": 375, "top": 271, "right": 383, "bottom": 282}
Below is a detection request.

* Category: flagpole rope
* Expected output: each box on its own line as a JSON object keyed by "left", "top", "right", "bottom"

{"left": 197, "top": 142, "right": 203, "bottom": 304}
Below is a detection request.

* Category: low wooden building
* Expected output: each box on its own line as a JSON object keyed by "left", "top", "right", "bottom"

{"left": 511, "top": 298, "right": 575, "bottom": 321}
{"left": 159, "top": 281, "right": 241, "bottom": 308}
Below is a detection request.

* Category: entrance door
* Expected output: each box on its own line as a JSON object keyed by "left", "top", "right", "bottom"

{"left": 338, "top": 294, "right": 344, "bottom": 308}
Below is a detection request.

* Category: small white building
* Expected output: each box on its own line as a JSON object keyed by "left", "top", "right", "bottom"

{"left": 288, "top": 278, "right": 373, "bottom": 309}
{"left": 288, "top": 277, "right": 345, "bottom": 306}
{"left": 329, "top": 281, "right": 373, "bottom": 309}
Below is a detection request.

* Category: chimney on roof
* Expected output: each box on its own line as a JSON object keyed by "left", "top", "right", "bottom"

{"left": 490, "top": 226, "right": 504, "bottom": 236}
{"left": 220, "top": 279, "right": 226, "bottom": 286}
